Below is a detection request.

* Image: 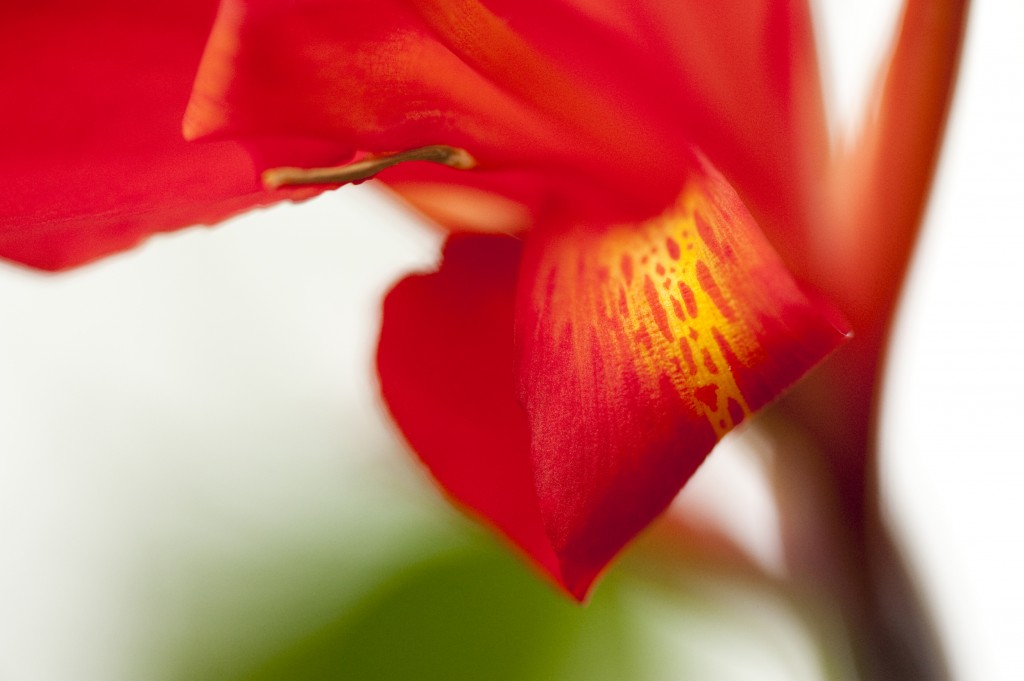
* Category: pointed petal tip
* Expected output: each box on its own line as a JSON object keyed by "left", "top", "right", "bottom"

{"left": 555, "top": 559, "right": 602, "bottom": 604}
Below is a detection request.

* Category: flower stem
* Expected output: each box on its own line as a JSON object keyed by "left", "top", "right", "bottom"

{"left": 773, "top": 2, "right": 970, "bottom": 674}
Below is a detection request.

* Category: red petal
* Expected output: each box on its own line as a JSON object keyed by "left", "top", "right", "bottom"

{"left": 636, "top": 0, "right": 831, "bottom": 267}
{"left": 514, "top": 155, "right": 847, "bottom": 595}
{"left": 189, "top": 0, "right": 574, "bottom": 223}
{"left": 186, "top": 0, "right": 654, "bottom": 178}
{"left": 377, "top": 235, "right": 561, "bottom": 587}
{"left": 466, "top": 0, "right": 831, "bottom": 262}
{"left": 188, "top": 0, "right": 828, "bottom": 261}
{"left": 0, "top": 1, "right": 346, "bottom": 271}
{"left": 380, "top": 158, "right": 845, "bottom": 600}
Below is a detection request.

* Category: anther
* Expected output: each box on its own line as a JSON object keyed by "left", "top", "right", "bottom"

{"left": 262, "top": 145, "right": 476, "bottom": 190}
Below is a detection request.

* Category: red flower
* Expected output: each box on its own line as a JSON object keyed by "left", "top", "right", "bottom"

{"left": 0, "top": 0, "right": 966, "bottom": 600}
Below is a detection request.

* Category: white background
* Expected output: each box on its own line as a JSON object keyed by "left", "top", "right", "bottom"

{"left": 1, "top": 2, "right": 1021, "bottom": 679}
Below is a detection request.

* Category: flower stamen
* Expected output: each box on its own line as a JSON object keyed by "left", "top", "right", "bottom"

{"left": 262, "top": 145, "right": 476, "bottom": 190}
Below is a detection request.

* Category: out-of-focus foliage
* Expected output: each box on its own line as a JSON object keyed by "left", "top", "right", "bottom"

{"left": 161, "top": 518, "right": 646, "bottom": 681}
{"left": 153, "top": 471, "right": 836, "bottom": 681}
{"left": 235, "top": 543, "right": 639, "bottom": 681}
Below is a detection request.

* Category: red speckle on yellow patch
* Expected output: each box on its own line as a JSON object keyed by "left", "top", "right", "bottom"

{"left": 678, "top": 281, "right": 699, "bottom": 318}
{"left": 665, "top": 237, "right": 681, "bottom": 260}
{"left": 696, "top": 261, "right": 736, "bottom": 322}
{"left": 670, "top": 296, "right": 686, "bottom": 321}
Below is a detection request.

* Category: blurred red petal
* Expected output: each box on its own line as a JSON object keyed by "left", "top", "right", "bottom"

{"left": 821, "top": 0, "right": 969, "bottom": 328}
{"left": 186, "top": 0, "right": 630, "bottom": 171}
{"left": 0, "top": 1, "right": 346, "bottom": 270}
{"left": 0, "top": 1, "right": 831, "bottom": 272}
{"left": 515, "top": 155, "right": 847, "bottom": 595}
{"left": 474, "top": 0, "right": 831, "bottom": 263}
{"left": 650, "top": 0, "right": 830, "bottom": 268}
{"left": 188, "top": 0, "right": 829, "bottom": 262}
